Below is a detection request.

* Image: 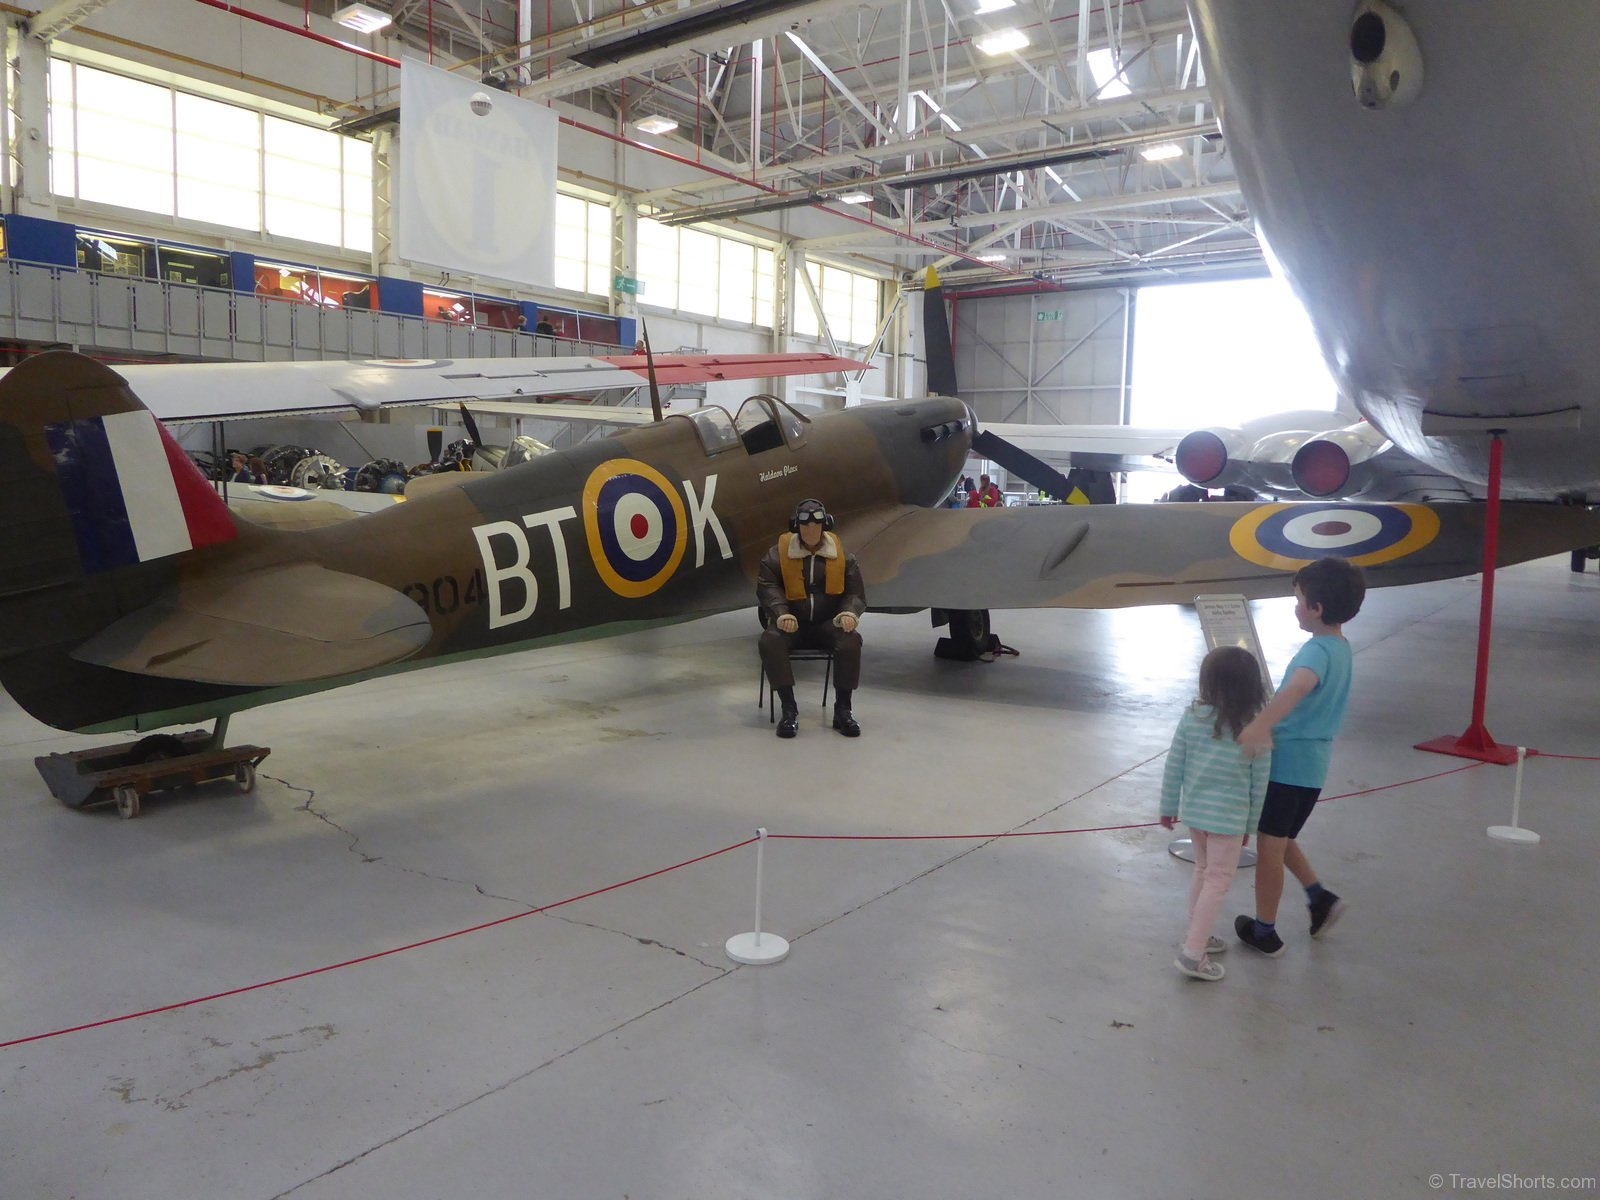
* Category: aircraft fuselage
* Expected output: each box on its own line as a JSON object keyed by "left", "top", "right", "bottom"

{"left": 1191, "top": 1, "right": 1600, "bottom": 500}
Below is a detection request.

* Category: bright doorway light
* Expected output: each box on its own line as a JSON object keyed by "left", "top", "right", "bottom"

{"left": 1139, "top": 142, "right": 1183, "bottom": 162}
{"left": 1130, "top": 276, "right": 1338, "bottom": 429}
{"left": 634, "top": 115, "right": 678, "bottom": 135}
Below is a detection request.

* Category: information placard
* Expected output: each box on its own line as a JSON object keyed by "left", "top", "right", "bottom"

{"left": 1193, "top": 594, "right": 1274, "bottom": 696}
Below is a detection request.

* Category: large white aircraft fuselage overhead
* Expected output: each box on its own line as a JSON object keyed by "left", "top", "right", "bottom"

{"left": 1190, "top": 1, "right": 1600, "bottom": 501}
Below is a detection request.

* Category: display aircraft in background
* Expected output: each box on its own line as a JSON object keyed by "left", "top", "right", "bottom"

{"left": 4, "top": 349, "right": 1599, "bottom": 747}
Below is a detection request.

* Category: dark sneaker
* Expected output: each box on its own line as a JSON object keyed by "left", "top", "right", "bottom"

{"left": 1175, "top": 952, "right": 1225, "bottom": 981}
{"left": 1309, "top": 891, "right": 1346, "bottom": 937}
{"left": 1235, "top": 914, "right": 1285, "bottom": 957}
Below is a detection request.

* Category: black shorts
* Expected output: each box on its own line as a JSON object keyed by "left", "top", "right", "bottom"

{"left": 1257, "top": 781, "right": 1322, "bottom": 839}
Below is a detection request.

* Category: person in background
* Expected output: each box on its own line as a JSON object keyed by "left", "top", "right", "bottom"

{"left": 1234, "top": 556, "right": 1367, "bottom": 956}
{"left": 246, "top": 456, "right": 269, "bottom": 485}
{"left": 227, "top": 452, "right": 253, "bottom": 484}
{"left": 966, "top": 474, "right": 1002, "bottom": 508}
{"left": 534, "top": 317, "right": 556, "bottom": 336}
{"left": 1160, "top": 645, "right": 1271, "bottom": 982}
{"left": 756, "top": 498, "right": 866, "bottom": 739}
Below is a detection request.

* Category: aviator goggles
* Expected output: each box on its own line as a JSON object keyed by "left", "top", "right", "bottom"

{"left": 795, "top": 507, "right": 828, "bottom": 524}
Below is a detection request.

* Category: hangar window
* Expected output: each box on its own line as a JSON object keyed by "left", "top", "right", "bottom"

{"left": 635, "top": 216, "right": 776, "bottom": 329}
{"left": 554, "top": 192, "right": 611, "bottom": 297}
{"left": 48, "top": 58, "right": 372, "bottom": 256}
{"left": 793, "top": 261, "right": 881, "bottom": 348}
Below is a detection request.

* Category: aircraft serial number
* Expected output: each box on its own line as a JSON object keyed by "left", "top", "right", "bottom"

{"left": 402, "top": 571, "right": 489, "bottom": 615}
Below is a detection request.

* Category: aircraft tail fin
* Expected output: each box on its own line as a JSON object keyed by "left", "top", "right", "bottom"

{"left": 0, "top": 352, "right": 240, "bottom": 730}
{"left": 0, "top": 351, "right": 236, "bottom": 594}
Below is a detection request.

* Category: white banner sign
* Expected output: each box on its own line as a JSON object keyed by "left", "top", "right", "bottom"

{"left": 397, "top": 59, "right": 557, "bottom": 288}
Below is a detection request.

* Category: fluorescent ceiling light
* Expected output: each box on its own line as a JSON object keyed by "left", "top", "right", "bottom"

{"left": 977, "top": 28, "right": 1029, "bottom": 55}
{"left": 1140, "top": 142, "right": 1183, "bottom": 161}
{"left": 977, "top": 253, "right": 1008, "bottom": 262}
{"left": 838, "top": 191, "right": 873, "bottom": 204}
{"left": 974, "top": 0, "right": 1015, "bottom": 11}
{"left": 1088, "top": 47, "right": 1131, "bottom": 98}
{"left": 332, "top": 3, "right": 392, "bottom": 33}
{"left": 635, "top": 115, "right": 679, "bottom": 135}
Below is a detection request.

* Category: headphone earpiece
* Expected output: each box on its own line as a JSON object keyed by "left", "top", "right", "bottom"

{"left": 823, "top": 512, "right": 835, "bottom": 531}
{"left": 788, "top": 513, "right": 800, "bottom": 533}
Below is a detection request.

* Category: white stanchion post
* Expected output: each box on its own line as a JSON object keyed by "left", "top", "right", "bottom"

{"left": 725, "top": 827, "right": 790, "bottom": 964}
{"left": 1488, "top": 746, "right": 1541, "bottom": 843}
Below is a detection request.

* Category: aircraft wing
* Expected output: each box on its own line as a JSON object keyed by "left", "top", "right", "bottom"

{"left": 80, "top": 351, "right": 866, "bottom": 424}
{"left": 464, "top": 400, "right": 656, "bottom": 426}
{"left": 979, "top": 421, "right": 1190, "bottom": 474}
{"left": 849, "top": 500, "right": 1600, "bottom": 612}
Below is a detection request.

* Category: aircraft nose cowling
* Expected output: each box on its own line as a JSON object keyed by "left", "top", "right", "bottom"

{"left": 1292, "top": 437, "right": 1353, "bottom": 497}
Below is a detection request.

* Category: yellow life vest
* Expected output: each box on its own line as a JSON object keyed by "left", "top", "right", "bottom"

{"left": 778, "top": 532, "right": 845, "bottom": 600}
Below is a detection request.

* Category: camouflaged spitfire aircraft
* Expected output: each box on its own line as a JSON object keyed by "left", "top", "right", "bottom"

{"left": 5, "top": 345, "right": 1600, "bottom": 746}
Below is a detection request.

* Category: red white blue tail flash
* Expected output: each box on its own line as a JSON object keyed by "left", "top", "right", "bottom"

{"left": 46, "top": 409, "right": 235, "bottom": 573}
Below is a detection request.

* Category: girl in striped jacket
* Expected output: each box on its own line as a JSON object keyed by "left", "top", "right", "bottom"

{"left": 1160, "top": 646, "right": 1271, "bottom": 982}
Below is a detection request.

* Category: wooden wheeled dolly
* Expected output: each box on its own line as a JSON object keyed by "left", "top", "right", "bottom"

{"left": 34, "top": 718, "right": 269, "bottom": 819}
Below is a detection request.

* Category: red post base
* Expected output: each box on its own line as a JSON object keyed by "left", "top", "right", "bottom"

{"left": 1415, "top": 724, "right": 1534, "bottom": 766}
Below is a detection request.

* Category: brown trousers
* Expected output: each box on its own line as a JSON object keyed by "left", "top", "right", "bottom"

{"left": 759, "top": 622, "right": 861, "bottom": 691}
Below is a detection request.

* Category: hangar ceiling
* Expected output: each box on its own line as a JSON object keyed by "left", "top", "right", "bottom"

{"left": 340, "top": 0, "right": 1257, "bottom": 291}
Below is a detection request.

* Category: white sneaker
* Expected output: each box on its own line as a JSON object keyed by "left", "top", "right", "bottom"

{"left": 1175, "top": 952, "right": 1225, "bottom": 981}
{"left": 1205, "top": 935, "right": 1228, "bottom": 956}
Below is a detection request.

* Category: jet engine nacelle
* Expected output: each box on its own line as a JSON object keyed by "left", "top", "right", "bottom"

{"left": 1291, "top": 423, "right": 1393, "bottom": 498}
{"left": 1351, "top": 0, "right": 1424, "bottom": 110}
{"left": 1176, "top": 425, "right": 1338, "bottom": 498}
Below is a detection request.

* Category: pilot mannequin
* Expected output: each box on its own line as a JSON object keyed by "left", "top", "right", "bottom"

{"left": 756, "top": 498, "right": 866, "bottom": 738}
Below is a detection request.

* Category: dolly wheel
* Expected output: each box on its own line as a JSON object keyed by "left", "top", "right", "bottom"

{"left": 114, "top": 786, "right": 141, "bottom": 820}
{"left": 236, "top": 762, "right": 256, "bottom": 793}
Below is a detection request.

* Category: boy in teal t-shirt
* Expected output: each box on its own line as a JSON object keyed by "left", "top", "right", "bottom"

{"left": 1235, "top": 556, "right": 1367, "bottom": 957}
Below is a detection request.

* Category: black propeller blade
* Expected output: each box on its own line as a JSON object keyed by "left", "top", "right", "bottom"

{"left": 922, "top": 266, "right": 959, "bottom": 399}
{"left": 457, "top": 402, "right": 484, "bottom": 456}
{"left": 426, "top": 426, "right": 443, "bottom": 463}
{"left": 971, "top": 429, "right": 1076, "bottom": 502}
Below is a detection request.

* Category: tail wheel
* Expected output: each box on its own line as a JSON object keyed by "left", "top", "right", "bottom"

{"left": 114, "top": 785, "right": 140, "bottom": 819}
{"left": 235, "top": 762, "right": 256, "bottom": 793}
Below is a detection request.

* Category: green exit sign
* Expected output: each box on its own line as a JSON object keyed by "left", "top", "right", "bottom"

{"left": 1036, "top": 310, "right": 1061, "bottom": 321}
{"left": 614, "top": 276, "right": 642, "bottom": 295}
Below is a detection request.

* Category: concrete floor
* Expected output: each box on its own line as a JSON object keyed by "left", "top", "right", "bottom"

{"left": 2, "top": 555, "right": 1597, "bottom": 1199}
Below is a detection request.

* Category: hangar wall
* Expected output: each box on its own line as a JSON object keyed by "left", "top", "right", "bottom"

{"left": 953, "top": 288, "right": 1132, "bottom": 427}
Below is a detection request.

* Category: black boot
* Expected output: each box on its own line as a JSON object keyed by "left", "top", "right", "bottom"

{"left": 832, "top": 688, "right": 861, "bottom": 737}
{"left": 775, "top": 686, "right": 799, "bottom": 738}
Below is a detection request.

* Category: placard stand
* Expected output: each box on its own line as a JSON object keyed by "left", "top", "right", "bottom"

{"left": 1487, "top": 746, "right": 1541, "bottom": 844}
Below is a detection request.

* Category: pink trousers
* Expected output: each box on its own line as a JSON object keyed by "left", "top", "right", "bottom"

{"left": 1183, "top": 828, "right": 1245, "bottom": 960}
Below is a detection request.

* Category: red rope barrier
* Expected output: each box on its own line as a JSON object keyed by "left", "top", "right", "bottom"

{"left": 0, "top": 836, "right": 758, "bottom": 1052}
{"left": 5, "top": 748, "right": 1589, "bottom": 1052}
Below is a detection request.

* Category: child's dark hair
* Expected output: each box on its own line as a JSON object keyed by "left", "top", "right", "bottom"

{"left": 1293, "top": 556, "right": 1367, "bottom": 625}
{"left": 1197, "top": 645, "right": 1267, "bottom": 740}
